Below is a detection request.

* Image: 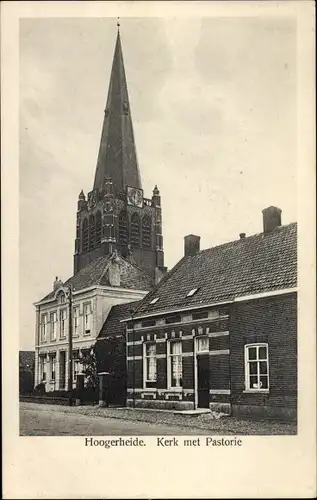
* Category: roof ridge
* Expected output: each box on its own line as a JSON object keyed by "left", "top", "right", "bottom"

{"left": 198, "top": 221, "right": 297, "bottom": 257}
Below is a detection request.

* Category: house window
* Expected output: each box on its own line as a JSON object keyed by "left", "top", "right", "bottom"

{"left": 245, "top": 344, "right": 269, "bottom": 391}
{"left": 60, "top": 309, "right": 67, "bottom": 338}
{"left": 73, "top": 350, "right": 82, "bottom": 381}
{"left": 50, "top": 312, "right": 57, "bottom": 341}
{"left": 41, "top": 314, "right": 48, "bottom": 342}
{"left": 168, "top": 341, "right": 182, "bottom": 388}
{"left": 144, "top": 343, "right": 156, "bottom": 383}
{"left": 83, "top": 303, "right": 92, "bottom": 334}
{"left": 49, "top": 354, "right": 56, "bottom": 382}
{"left": 196, "top": 336, "right": 209, "bottom": 353}
{"left": 73, "top": 307, "right": 80, "bottom": 335}
{"left": 165, "top": 314, "right": 181, "bottom": 324}
{"left": 192, "top": 311, "right": 208, "bottom": 320}
{"left": 39, "top": 356, "right": 46, "bottom": 381}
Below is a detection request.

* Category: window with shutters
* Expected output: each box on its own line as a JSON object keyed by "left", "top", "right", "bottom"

{"left": 82, "top": 218, "right": 89, "bottom": 252}
{"left": 142, "top": 215, "right": 151, "bottom": 248}
{"left": 95, "top": 211, "right": 102, "bottom": 246}
{"left": 130, "top": 213, "right": 140, "bottom": 247}
{"left": 118, "top": 211, "right": 128, "bottom": 247}
{"left": 245, "top": 344, "right": 269, "bottom": 392}
{"left": 89, "top": 214, "right": 96, "bottom": 250}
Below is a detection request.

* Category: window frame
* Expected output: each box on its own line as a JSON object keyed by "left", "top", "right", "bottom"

{"left": 50, "top": 311, "right": 57, "bottom": 341}
{"left": 49, "top": 353, "right": 56, "bottom": 382}
{"left": 73, "top": 306, "right": 80, "bottom": 336}
{"left": 167, "top": 340, "right": 183, "bottom": 390}
{"left": 244, "top": 343, "right": 270, "bottom": 393}
{"left": 41, "top": 314, "right": 48, "bottom": 342}
{"left": 83, "top": 302, "right": 92, "bottom": 334}
{"left": 60, "top": 308, "right": 67, "bottom": 339}
{"left": 196, "top": 335, "right": 209, "bottom": 354}
{"left": 143, "top": 342, "right": 157, "bottom": 386}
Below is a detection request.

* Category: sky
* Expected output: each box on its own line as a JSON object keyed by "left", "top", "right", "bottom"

{"left": 19, "top": 16, "right": 297, "bottom": 350}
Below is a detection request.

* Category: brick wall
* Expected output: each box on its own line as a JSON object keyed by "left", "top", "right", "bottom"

{"left": 230, "top": 292, "right": 297, "bottom": 420}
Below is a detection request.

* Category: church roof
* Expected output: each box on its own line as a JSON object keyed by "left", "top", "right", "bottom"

{"left": 93, "top": 29, "right": 142, "bottom": 195}
{"left": 39, "top": 254, "right": 153, "bottom": 303}
{"left": 131, "top": 222, "right": 297, "bottom": 317}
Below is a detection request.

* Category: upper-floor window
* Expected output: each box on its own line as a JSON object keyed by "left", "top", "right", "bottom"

{"left": 196, "top": 336, "right": 209, "bottom": 353}
{"left": 95, "top": 211, "right": 102, "bottom": 246}
{"left": 130, "top": 213, "right": 140, "bottom": 248}
{"left": 83, "top": 303, "right": 92, "bottom": 334}
{"left": 118, "top": 211, "right": 128, "bottom": 248}
{"left": 82, "top": 218, "right": 89, "bottom": 252}
{"left": 73, "top": 307, "right": 80, "bottom": 335}
{"left": 60, "top": 309, "right": 67, "bottom": 338}
{"left": 245, "top": 343, "right": 269, "bottom": 392}
{"left": 142, "top": 215, "right": 151, "bottom": 248}
{"left": 50, "top": 312, "right": 57, "bottom": 341}
{"left": 166, "top": 315, "right": 181, "bottom": 324}
{"left": 41, "top": 314, "right": 48, "bottom": 342}
{"left": 168, "top": 341, "right": 182, "bottom": 389}
{"left": 192, "top": 311, "right": 208, "bottom": 321}
{"left": 89, "top": 214, "right": 96, "bottom": 250}
{"left": 144, "top": 343, "right": 156, "bottom": 384}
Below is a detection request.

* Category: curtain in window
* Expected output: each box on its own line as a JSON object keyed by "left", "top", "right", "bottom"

{"left": 146, "top": 344, "right": 156, "bottom": 381}
{"left": 171, "top": 342, "right": 182, "bottom": 387}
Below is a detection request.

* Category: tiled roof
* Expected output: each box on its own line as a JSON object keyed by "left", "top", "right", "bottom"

{"left": 97, "top": 300, "right": 140, "bottom": 340}
{"left": 39, "top": 255, "right": 153, "bottom": 302}
{"left": 132, "top": 223, "right": 297, "bottom": 316}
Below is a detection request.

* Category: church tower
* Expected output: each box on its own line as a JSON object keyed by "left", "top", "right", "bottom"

{"left": 74, "top": 27, "right": 166, "bottom": 281}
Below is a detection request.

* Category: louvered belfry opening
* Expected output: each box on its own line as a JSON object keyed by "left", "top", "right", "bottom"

{"left": 131, "top": 213, "right": 140, "bottom": 248}
{"left": 82, "top": 218, "right": 89, "bottom": 252}
{"left": 95, "top": 211, "right": 102, "bottom": 246}
{"left": 142, "top": 215, "right": 151, "bottom": 248}
{"left": 89, "top": 214, "right": 96, "bottom": 250}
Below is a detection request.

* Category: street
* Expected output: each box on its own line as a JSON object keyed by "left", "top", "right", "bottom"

{"left": 20, "top": 403, "right": 211, "bottom": 436}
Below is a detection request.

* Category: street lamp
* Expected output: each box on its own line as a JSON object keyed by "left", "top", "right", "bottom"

{"left": 64, "top": 284, "right": 73, "bottom": 406}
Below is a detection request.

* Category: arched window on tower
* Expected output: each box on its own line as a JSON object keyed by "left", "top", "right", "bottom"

{"left": 118, "top": 211, "right": 128, "bottom": 248}
{"left": 95, "top": 211, "right": 102, "bottom": 246}
{"left": 142, "top": 215, "right": 152, "bottom": 249}
{"left": 82, "top": 218, "right": 89, "bottom": 252}
{"left": 131, "top": 213, "right": 140, "bottom": 248}
{"left": 89, "top": 214, "right": 96, "bottom": 250}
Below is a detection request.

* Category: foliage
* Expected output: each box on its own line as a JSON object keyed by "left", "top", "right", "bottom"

{"left": 81, "top": 347, "right": 98, "bottom": 389}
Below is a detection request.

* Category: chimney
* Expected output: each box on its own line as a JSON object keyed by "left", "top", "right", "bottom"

{"left": 184, "top": 234, "right": 200, "bottom": 257}
{"left": 108, "top": 251, "right": 121, "bottom": 286}
{"left": 262, "top": 206, "right": 282, "bottom": 234}
{"left": 239, "top": 233, "right": 246, "bottom": 240}
{"left": 53, "top": 276, "right": 63, "bottom": 291}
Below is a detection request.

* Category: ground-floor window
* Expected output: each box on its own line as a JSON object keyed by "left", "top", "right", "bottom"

{"left": 168, "top": 340, "right": 182, "bottom": 388}
{"left": 49, "top": 353, "right": 56, "bottom": 382}
{"left": 245, "top": 343, "right": 269, "bottom": 391}
{"left": 39, "top": 355, "right": 46, "bottom": 381}
{"left": 144, "top": 342, "right": 156, "bottom": 385}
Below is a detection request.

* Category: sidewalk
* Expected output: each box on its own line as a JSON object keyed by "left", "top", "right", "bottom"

{"left": 22, "top": 402, "right": 297, "bottom": 435}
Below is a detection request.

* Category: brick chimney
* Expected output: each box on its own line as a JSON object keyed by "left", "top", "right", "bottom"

{"left": 184, "top": 234, "right": 200, "bottom": 257}
{"left": 53, "top": 276, "right": 63, "bottom": 291}
{"left": 262, "top": 206, "right": 282, "bottom": 233}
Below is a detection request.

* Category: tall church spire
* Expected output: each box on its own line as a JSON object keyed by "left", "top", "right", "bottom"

{"left": 93, "top": 28, "right": 142, "bottom": 194}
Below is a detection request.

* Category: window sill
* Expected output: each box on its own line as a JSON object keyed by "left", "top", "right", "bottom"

{"left": 60, "top": 336, "right": 66, "bottom": 340}
{"left": 243, "top": 389, "right": 269, "bottom": 394}
{"left": 50, "top": 338, "right": 56, "bottom": 342}
{"left": 167, "top": 387, "right": 183, "bottom": 392}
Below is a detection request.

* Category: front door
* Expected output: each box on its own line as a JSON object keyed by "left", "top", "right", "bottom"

{"left": 197, "top": 354, "right": 209, "bottom": 408}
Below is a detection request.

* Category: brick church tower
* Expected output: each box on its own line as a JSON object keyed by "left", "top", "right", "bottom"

{"left": 73, "top": 27, "right": 166, "bottom": 282}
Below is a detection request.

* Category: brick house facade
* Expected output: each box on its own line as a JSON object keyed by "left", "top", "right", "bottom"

{"left": 97, "top": 207, "right": 297, "bottom": 420}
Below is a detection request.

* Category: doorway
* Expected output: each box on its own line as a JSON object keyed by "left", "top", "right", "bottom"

{"left": 197, "top": 354, "right": 210, "bottom": 408}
